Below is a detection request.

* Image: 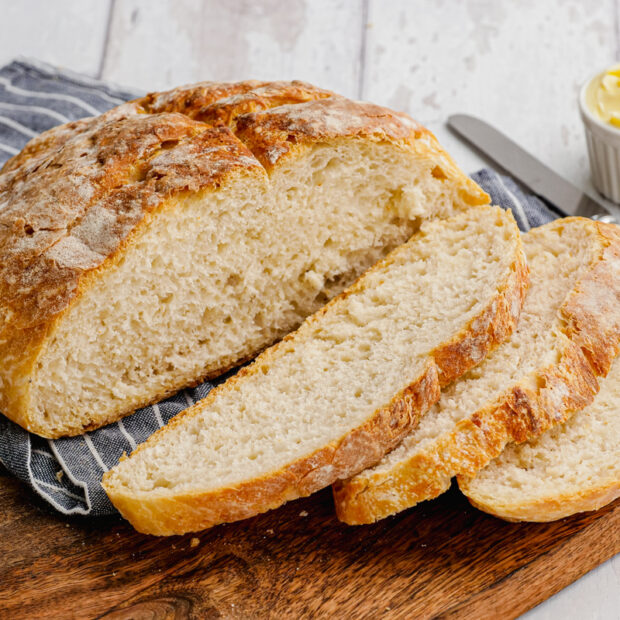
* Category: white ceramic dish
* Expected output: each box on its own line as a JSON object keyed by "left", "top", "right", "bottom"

{"left": 580, "top": 68, "right": 620, "bottom": 203}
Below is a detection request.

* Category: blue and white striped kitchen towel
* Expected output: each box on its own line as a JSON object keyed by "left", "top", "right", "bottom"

{"left": 0, "top": 59, "right": 558, "bottom": 516}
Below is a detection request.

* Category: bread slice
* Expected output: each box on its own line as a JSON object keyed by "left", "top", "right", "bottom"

{"left": 334, "top": 217, "right": 620, "bottom": 525}
{"left": 0, "top": 81, "right": 489, "bottom": 438}
{"left": 102, "top": 206, "right": 527, "bottom": 535}
{"left": 460, "top": 357, "right": 620, "bottom": 522}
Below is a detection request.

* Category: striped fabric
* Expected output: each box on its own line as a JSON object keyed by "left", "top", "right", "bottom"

{"left": 0, "top": 59, "right": 558, "bottom": 516}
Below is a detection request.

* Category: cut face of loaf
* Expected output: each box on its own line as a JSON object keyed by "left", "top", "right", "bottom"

{"left": 334, "top": 217, "right": 620, "bottom": 525}
{"left": 459, "top": 357, "right": 620, "bottom": 522}
{"left": 102, "top": 206, "right": 527, "bottom": 536}
{"left": 0, "top": 81, "right": 489, "bottom": 438}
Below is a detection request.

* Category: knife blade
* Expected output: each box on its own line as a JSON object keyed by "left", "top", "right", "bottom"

{"left": 447, "top": 114, "right": 616, "bottom": 222}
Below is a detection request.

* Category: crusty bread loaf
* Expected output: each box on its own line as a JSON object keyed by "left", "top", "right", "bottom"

{"left": 334, "top": 217, "right": 620, "bottom": 525}
{"left": 0, "top": 80, "right": 489, "bottom": 438}
{"left": 102, "top": 206, "right": 527, "bottom": 535}
{"left": 460, "top": 357, "right": 620, "bottom": 522}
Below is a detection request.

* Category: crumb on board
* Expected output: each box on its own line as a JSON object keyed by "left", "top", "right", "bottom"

{"left": 299, "top": 510, "right": 308, "bottom": 517}
{"left": 266, "top": 528, "right": 274, "bottom": 534}
{"left": 190, "top": 537, "right": 200, "bottom": 548}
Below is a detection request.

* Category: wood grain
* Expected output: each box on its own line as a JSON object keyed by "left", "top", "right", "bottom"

{"left": 1, "top": 467, "right": 618, "bottom": 620}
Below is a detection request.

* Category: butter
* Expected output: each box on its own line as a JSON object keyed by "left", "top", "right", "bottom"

{"left": 587, "top": 64, "right": 620, "bottom": 128}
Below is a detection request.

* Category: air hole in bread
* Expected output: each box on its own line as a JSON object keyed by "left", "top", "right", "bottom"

{"left": 431, "top": 165, "right": 447, "bottom": 180}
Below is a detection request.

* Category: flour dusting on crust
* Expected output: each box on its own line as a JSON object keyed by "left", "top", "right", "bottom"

{"left": 0, "top": 81, "right": 436, "bottom": 332}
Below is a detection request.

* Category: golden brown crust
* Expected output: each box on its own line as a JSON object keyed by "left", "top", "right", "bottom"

{"left": 138, "top": 79, "right": 335, "bottom": 120}
{"left": 433, "top": 249, "right": 529, "bottom": 387}
{"left": 0, "top": 116, "right": 95, "bottom": 174}
{"left": 461, "top": 481, "right": 620, "bottom": 522}
{"left": 333, "top": 219, "right": 620, "bottom": 525}
{"left": 0, "top": 79, "right": 489, "bottom": 437}
{"left": 561, "top": 221, "right": 620, "bottom": 376}
{"left": 234, "top": 98, "right": 422, "bottom": 169}
{"left": 0, "top": 120, "right": 264, "bottom": 436}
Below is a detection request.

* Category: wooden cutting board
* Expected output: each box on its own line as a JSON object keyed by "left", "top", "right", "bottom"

{"left": 1, "top": 467, "right": 618, "bottom": 619}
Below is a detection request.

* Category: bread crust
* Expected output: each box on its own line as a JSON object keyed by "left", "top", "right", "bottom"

{"left": 333, "top": 218, "right": 620, "bottom": 525}
{"left": 102, "top": 206, "right": 527, "bottom": 535}
{"left": 461, "top": 480, "right": 620, "bottom": 522}
{"left": 0, "top": 80, "right": 489, "bottom": 438}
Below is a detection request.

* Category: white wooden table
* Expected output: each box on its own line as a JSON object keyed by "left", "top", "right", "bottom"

{"left": 1, "top": 1, "right": 619, "bottom": 617}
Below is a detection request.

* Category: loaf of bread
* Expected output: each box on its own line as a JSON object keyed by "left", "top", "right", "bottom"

{"left": 334, "top": 217, "right": 620, "bottom": 524}
{"left": 0, "top": 80, "right": 488, "bottom": 438}
{"left": 459, "top": 357, "right": 620, "bottom": 522}
{"left": 102, "top": 206, "right": 527, "bottom": 535}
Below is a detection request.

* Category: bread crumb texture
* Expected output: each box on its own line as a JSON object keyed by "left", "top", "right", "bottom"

{"left": 334, "top": 217, "right": 620, "bottom": 524}
{"left": 102, "top": 206, "right": 526, "bottom": 535}
{"left": 0, "top": 80, "right": 488, "bottom": 437}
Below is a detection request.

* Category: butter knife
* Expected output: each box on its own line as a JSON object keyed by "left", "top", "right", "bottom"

{"left": 448, "top": 114, "right": 616, "bottom": 223}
